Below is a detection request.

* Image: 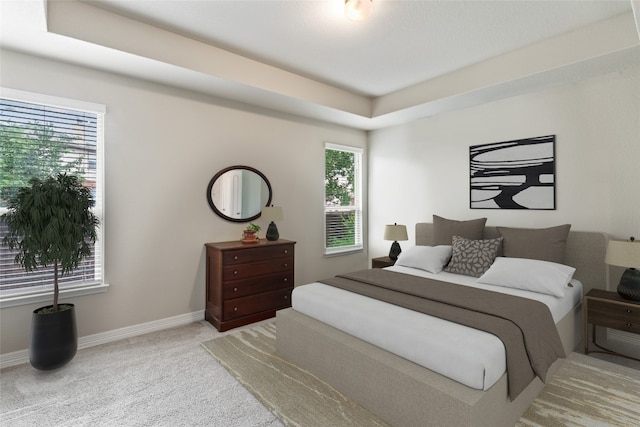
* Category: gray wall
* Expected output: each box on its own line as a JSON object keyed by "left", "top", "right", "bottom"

{"left": 0, "top": 49, "right": 368, "bottom": 354}
{"left": 2, "top": 48, "right": 638, "bottom": 357}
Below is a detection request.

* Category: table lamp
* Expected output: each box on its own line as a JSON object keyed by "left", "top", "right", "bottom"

{"left": 384, "top": 223, "right": 408, "bottom": 260}
{"left": 605, "top": 237, "right": 640, "bottom": 301}
{"left": 262, "top": 206, "right": 283, "bottom": 241}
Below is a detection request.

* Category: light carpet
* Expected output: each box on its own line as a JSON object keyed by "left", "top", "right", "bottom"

{"left": 1, "top": 321, "right": 283, "bottom": 427}
{"left": 202, "top": 323, "right": 640, "bottom": 427}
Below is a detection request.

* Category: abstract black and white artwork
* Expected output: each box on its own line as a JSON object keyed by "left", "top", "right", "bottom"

{"left": 470, "top": 135, "right": 556, "bottom": 210}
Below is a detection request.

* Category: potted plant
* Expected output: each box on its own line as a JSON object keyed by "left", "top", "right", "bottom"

{"left": 242, "top": 223, "right": 261, "bottom": 242}
{"left": 1, "top": 173, "right": 99, "bottom": 370}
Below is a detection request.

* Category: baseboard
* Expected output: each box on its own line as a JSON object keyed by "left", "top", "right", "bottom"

{"left": 0, "top": 310, "right": 205, "bottom": 370}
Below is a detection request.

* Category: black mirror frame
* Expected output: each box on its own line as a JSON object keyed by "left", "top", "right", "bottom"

{"left": 206, "top": 165, "right": 272, "bottom": 223}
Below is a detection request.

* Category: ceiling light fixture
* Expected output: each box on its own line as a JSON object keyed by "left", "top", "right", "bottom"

{"left": 344, "top": 0, "right": 373, "bottom": 21}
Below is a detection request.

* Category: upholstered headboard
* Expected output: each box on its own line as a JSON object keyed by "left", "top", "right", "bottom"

{"left": 415, "top": 223, "right": 608, "bottom": 295}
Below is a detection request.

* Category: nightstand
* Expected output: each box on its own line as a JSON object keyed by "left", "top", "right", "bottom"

{"left": 584, "top": 288, "right": 640, "bottom": 361}
{"left": 372, "top": 256, "right": 395, "bottom": 268}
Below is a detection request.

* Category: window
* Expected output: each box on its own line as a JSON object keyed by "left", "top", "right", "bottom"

{"left": 0, "top": 89, "right": 106, "bottom": 306}
{"left": 324, "top": 143, "right": 363, "bottom": 255}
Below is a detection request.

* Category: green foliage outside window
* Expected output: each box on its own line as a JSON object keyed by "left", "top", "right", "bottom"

{"left": 325, "top": 149, "right": 355, "bottom": 207}
{"left": 325, "top": 146, "right": 360, "bottom": 251}
{"left": 0, "top": 122, "right": 84, "bottom": 207}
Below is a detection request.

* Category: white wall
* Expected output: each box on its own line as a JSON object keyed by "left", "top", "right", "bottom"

{"left": 368, "top": 65, "right": 640, "bottom": 262}
{"left": 0, "top": 50, "right": 368, "bottom": 354}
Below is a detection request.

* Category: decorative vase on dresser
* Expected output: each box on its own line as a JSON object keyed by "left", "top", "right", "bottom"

{"left": 205, "top": 239, "right": 295, "bottom": 331}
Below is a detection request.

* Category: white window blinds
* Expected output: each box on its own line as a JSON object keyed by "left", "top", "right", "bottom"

{"left": 0, "top": 89, "right": 105, "bottom": 297}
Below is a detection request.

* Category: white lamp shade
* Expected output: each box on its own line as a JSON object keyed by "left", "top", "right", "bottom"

{"left": 261, "top": 206, "right": 283, "bottom": 222}
{"left": 605, "top": 239, "right": 640, "bottom": 268}
{"left": 384, "top": 224, "right": 408, "bottom": 241}
{"left": 345, "top": 0, "right": 373, "bottom": 21}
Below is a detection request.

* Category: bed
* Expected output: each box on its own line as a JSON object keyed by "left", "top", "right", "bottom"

{"left": 276, "top": 220, "right": 608, "bottom": 427}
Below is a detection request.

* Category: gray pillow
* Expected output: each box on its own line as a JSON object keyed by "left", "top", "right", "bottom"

{"left": 497, "top": 224, "right": 571, "bottom": 263}
{"left": 433, "top": 215, "right": 487, "bottom": 245}
{"left": 445, "top": 235, "right": 503, "bottom": 277}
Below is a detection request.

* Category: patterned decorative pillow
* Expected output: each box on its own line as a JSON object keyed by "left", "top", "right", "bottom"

{"left": 445, "top": 235, "right": 503, "bottom": 277}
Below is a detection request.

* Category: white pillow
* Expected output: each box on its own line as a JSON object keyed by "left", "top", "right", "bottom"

{"left": 477, "top": 257, "right": 576, "bottom": 297}
{"left": 395, "top": 245, "right": 452, "bottom": 274}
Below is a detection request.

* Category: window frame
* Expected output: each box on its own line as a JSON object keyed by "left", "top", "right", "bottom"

{"left": 0, "top": 88, "right": 108, "bottom": 308}
{"left": 324, "top": 142, "right": 363, "bottom": 256}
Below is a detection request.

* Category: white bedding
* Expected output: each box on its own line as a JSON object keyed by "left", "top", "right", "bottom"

{"left": 291, "top": 265, "right": 583, "bottom": 391}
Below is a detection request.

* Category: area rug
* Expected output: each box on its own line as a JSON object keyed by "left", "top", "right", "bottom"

{"left": 201, "top": 323, "right": 640, "bottom": 427}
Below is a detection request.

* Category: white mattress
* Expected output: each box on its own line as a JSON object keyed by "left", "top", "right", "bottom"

{"left": 291, "top": 266, "right": 583, "bottom": 391}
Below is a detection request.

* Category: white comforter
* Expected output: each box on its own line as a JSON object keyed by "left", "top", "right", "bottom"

{"left": 291, "top": 265, "right": 582, "bottom": 390}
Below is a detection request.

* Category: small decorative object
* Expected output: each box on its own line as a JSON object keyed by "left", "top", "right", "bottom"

{"left": 1, "top": 173, "right": 99, "bottom": 369}
{"left": 262, "top": 205, "right": 284, "bottom": 241}
{"left": 605, "top": 236, "right": 640, "bottom": 301}
{"left": 470, "top": 135, "right": 556, "bottom": 210}
{"left": 384, "top": 223, "right": 408, "bottom": 261}
{"left": 242, "top": 223, "right": 261, "bottom": 243}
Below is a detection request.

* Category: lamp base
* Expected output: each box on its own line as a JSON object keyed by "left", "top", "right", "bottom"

{"left": 389, "top": 241, "right": 402, "bottom": 261}
{"left": 617, "top": 268, "right": 640, "bottom": 301}
{"left": 266, "top": 221, "right": 279, "bottom": 241}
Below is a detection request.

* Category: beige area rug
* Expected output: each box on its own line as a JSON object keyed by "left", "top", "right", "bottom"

{"left": 202, "top": 323, "right": 640, "bottom": 427}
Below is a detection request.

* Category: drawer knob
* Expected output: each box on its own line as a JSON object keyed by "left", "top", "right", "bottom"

{"left": 233, "top": 270, "right": 238, "bottom": 275}
{"left": 233, "top": 287, "right": 238, "bottom": 292}
{"left": 284, "top": 295, "right": 288, "bottom": 300}
{"left": 283, "top": 278, "right": 288, "bottom": 282}
{"left": 284, "top": 263, "right": 288, "bottom": 268}
{"left": 284, "top": 250, "right": 288, "bottom": 254}
{"left": 627, "top": 323, "right": 632, "bottom": 327}
{"left": 234, "top": 256, "right": 238, "bottom": 260}
{"left": 626, "top": 309, "right": 632, "bottom": 313}
{"left": 234, "top": 307, "right": 238, "bottom": 312}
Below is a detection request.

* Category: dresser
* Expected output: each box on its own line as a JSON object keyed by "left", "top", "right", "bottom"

{"left": 205, "top": 239, "right": 295, "bottom": 332}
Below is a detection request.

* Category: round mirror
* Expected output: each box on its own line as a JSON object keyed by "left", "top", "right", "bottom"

{"left": 206, "top": 165, "right": 272, "bottom": 223}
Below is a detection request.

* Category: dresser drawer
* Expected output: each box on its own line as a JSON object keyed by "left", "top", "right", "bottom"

{"left": 222, "top": 272, "right": 292, "bottom": 299}
{"left": 223, "top": 288, "right": 292, "bottom": 320}
{"left": 588, "top": 299, "right": 640, "bottom": 334}
{"left": 223, "top": 244, "right": 294, "bottom": 265}
{"left": 223, "top": 256, "right": 293, "bottom": 281}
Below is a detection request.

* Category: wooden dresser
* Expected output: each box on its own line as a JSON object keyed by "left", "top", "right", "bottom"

{"left": 205, "top": 239, "right": 295, "bottom": 331}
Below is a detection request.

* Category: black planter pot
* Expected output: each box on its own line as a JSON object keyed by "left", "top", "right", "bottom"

{"left": 30, "top": 303, "right": 78, "bottom": 370}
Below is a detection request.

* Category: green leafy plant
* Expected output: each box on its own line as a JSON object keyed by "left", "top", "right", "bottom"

{"left": 1, "top": 173, "right": 100, "bottom": 312}
{"left": 0, "top": 122, "right": 85, "bottom": 206}
{"left": 246, "top": 223, "right": 261, "bottom": 232}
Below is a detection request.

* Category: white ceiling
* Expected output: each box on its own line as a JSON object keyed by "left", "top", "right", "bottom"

{"left": 83, "top": 0, "right": 633, "bottom": 96}
{"left": 1, "top": 1, "right": 639, "bottom": 129}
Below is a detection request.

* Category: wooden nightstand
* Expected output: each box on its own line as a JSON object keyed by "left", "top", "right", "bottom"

{"left": 372, "top": 256, "right": 395, "bottom": 268}
{"left": 584, "top": 288, "right": 640, "bottom": 361}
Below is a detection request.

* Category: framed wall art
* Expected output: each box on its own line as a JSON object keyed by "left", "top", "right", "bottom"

{"left": 470, "top": 135, "right": 556, "bottom": 210}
